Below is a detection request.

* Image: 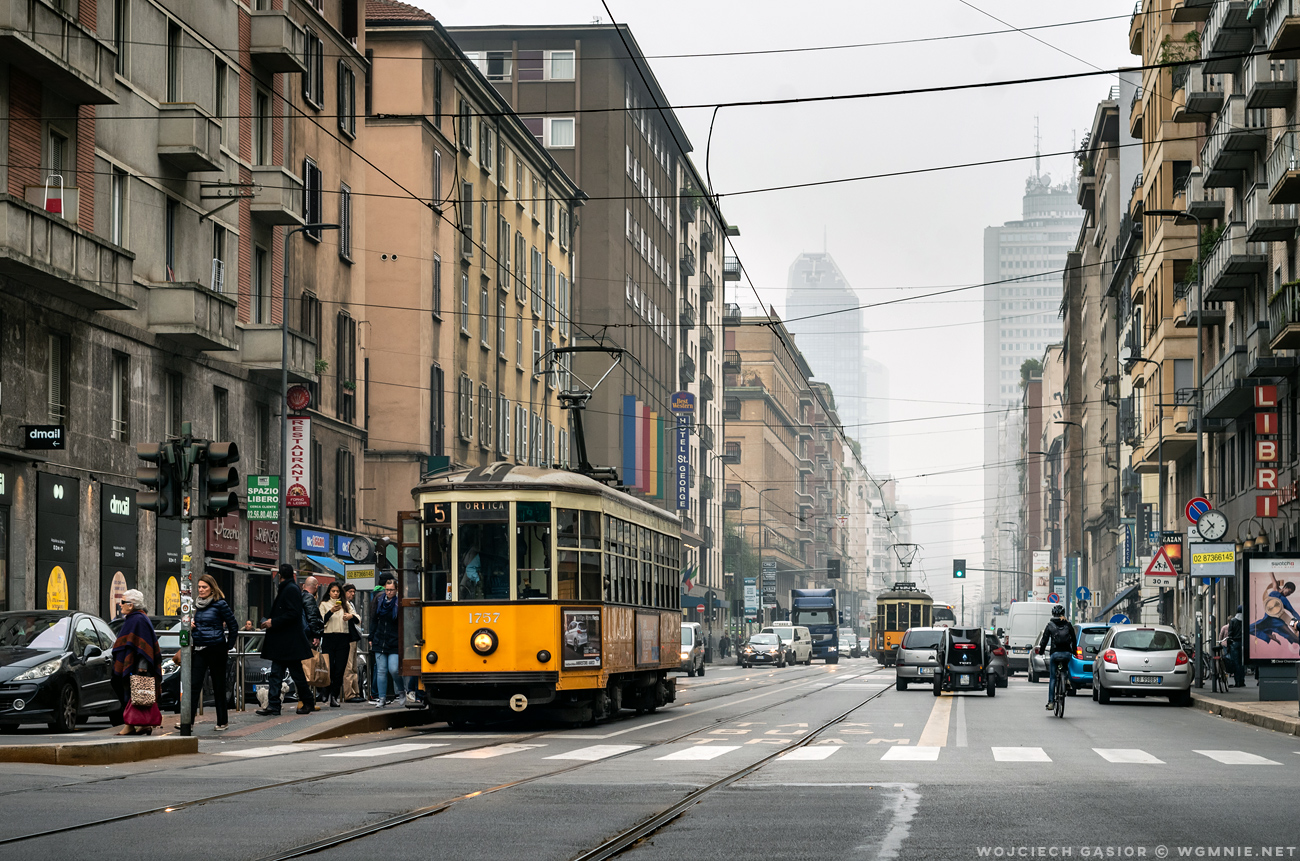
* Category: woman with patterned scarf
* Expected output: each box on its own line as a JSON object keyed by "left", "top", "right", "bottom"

{"left": 111, "top": 589, "right": 162, "bottom": 735}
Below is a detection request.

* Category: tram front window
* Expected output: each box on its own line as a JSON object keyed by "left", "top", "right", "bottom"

{"left": 423, "top": 513, "right": 452, "bottom": 601}
{"left": 458, "top": 522, "right": 509, "bottom": 600}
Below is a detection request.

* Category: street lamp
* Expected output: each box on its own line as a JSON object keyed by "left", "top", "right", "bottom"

{"left": 279, "top": 223, "right": 340, "bottom": 567}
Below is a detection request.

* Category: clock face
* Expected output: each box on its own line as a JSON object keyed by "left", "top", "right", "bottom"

{"left": 348, "top": 536, "right": 372, "bottom": 562}
{"left": 1197, "top": 510, "right": 1228, "bottom": 541}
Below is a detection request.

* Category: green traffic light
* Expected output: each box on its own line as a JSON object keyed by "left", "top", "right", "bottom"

{"left": 953, "top": 558, "right": 966, "bottom": 579}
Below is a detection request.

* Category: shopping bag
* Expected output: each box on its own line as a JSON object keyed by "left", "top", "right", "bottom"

{"left": 129, "top": 674, "right": 156, "bottom": 706}
{"left": 302, "top": 650, "right": 331, "bottom": 688}
{"left": 123, "top": 701, "right": 162, "bottom": 727}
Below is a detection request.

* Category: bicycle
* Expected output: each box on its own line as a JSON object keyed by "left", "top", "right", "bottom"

{"left": 1209, "top": 644, "right": 1231, "bottom": 694}
{"left": 1052, "top": 656, "right": 1068, "bottom": 718}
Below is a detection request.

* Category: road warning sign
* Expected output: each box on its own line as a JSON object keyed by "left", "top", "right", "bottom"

{"left": 1143, "top": 546, "right": 1177, "bottom": 587}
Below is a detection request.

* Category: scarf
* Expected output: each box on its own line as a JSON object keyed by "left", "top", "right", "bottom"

{"left": 196, "top": 594, "right": 213, "bottom": 611}
{"left": 112, "top": 609, "right": 161, "bottom": 678}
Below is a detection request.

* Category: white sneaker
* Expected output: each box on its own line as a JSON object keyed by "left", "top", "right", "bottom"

{"left": 374, "top": 699, "right": 387, "bottom": 708}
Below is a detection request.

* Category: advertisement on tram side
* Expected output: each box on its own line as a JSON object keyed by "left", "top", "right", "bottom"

{"left": 636, "top": 613, "right": 660, "bottom": 666}
{"left": 562, "top": 608, "right": 602, "bottom": 668}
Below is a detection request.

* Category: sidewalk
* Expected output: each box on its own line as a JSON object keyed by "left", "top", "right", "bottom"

{"left": 0, "top": 697, "right": 435, "bottom": 765}
{"left": 1191, "top": 681, "right": 1300, "bottom": 737}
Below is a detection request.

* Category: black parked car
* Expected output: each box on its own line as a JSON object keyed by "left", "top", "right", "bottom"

{"left": 0, "top": 611, "right": 123, "bottom": 732}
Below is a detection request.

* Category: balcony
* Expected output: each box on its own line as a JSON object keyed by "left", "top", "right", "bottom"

{"left": 680, "top": 352, "right": 696, "bottom": 385}
{"left": 250, "top": 165, "right": 305, "bottom": 225}
{"left": 1269, "top": 279, "right": 1300, "bottom": 349}
{"left": 1202, "top": 0, "right": 1252, "bottom": 73}
{"left": 796, "top": 488, "right": 814, "bottom": 509}
{"left": 1077, "top": 168, "right": 1096, "bottom": 210}
{"left": 1201, "top": 96, "right": 1267, "bottom": 187}
{"left": 1247, "top": 321, "right": 1300, "bottom": 377}
{"left": 723, "top": 349, "right": 740, "bottom": 372}
{"left": 0, "top": 195, "right": 135, "bottom": 310}
{"left": 1244, "top": 55, "right": 1297, "bottom": 108}
{"left": 146, "top": 283, "right": 238, "bottom": 351}
{"left": 23, "top": 184, "right": 80, "bottom": 228}
{"left": 723, "top": 303, "right": 741, "bottom": 325}
{"left": 679, "top": 190, "right": 697, "bottom": 223}
{"left": 723, "top": 398, "right": 740, "bottom": 419}
{"left": 700, "top": 271, "right": 715, "bottom": 305}
{"left": 1172, "top": 0, "right": 1212, "bottom": 21}
{"left": 1267, "top": 0, "right": 1300, "bottom": 55}
{"left": 723, "top": 487, "right": 741, "bottom": 510}
{"left": 724, "top": 256, "right": 741, "bottom": 282}
{"left": 798, "top": 454, "right": 814, "bottom": 474}
{"left": 249, "top": 9, "right": 307, "bottom": 74}
{"left": 680, "top": 298, "right": 697, "bottom": 328}
{"left": 1172, "top": 67, "right": 1224, "bottom": 121}
{"left": 1129, "top": 85, "right": 1143, "bottom": 138}
{"left": 239, "top": 324, "right": 318, "bottom": 383}
{"left": 699, "top": 228, "right": 715, "bottom": 254}
{"left": 1174, "top": 280, "right": 1227, "bottom": 329}
{"left": 0, "top": 0, "right": 118, "bottom": 105}
{"left": 679, "top": 243, "right": 696, "bottom": 278}
{"left": 1129, "top": 2, "right": 1143, "bottom": 54}
{"left": 700, "top": 475, "right": 714, "bottom": 501}
{"left": 722, "top": 442, "right": 741, "bottom": 465}
{"left": 1267, "top": 131, "right": 1300, "bottom": 204}
{"left": 700, "top": 372, "right": 714, "bottom": 402}
{"left": 700, "top": 326, "right": 715, "bottom": 353}
{"left": 157, "top": 105, "right": 224, "bottom": 173}
{"left": 1202, "top": 222, "right": 1268, "bottom": 301}
{"left": 1244, "top": 182, "right": 1298, "bottom": 242}
{"left": 1202, "top": 345, "right": 1251, "bottom": 419}
{"left": 1185, "top": 168, "right": 1226, "bottom": 220}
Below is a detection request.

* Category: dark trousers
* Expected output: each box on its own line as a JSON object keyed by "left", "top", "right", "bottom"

{"left": 188, "top": 645, "right": 229, "bottom": 726}
{"left": 322, "top": 633, "right": 350, "bottom": 700}
{"left": 266, "top": 658, "right": 315, "bottom": 712}
{"left": 1228, "top": 640, "right": 1245, "bottom": 686}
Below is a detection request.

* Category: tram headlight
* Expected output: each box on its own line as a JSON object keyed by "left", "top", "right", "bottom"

{"left": 425, "top": 651, "right": 438, "bottom": 665}
{"left": 536, "top": 649, "right": 551, "bottom": 663}
{"left": 470, "top": 628, "right": 498, "bottom": 656}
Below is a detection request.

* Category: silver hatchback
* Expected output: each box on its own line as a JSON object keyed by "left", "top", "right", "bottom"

{"left": 895, "top": 627, "right": 943, "bottom": 691}
{"left": 1091, "top": 624, "right": 1192, "bottom": 706}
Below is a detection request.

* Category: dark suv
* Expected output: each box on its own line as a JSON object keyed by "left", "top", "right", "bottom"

{"left": 933, "top": 626, "right": 995, "bottom": 697}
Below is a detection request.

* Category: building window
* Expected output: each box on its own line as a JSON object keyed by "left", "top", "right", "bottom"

{"left": 480, "top": 285, "right": 490, "bottom": 347}
{"left": 214, "top": 59, "right": 228, "bottom": 144}
{"left": 430, "top": 364, "right": 444, "bottom": 456}
{"left": 212, "top": 386, "right": 229, "bottom": 440}
{"left": 480, "top": 123, "right": 494, "bottom": 173}
{"left": 516, "top": 315, "right": 523, "bottom": 364}
{"left": 335, "top": 448, "right": 355, "bottom": 530}
{"left": 114, "top": 0, "right": 128, "bottom": 74}
{"left": 530, "top": 247, "right": 542, "bottom": 315}
{"left": 303, "top": 158, "right": 322, "bottom": 239}
{"left": 545, "top": 117, "right": 575, "bottom": 148}
{"left": 532, "top": 327, "right": 542, "bottom": 376}
{"left": 545, "top": 50, "right": 575, "bottom": 80}
{"left": 432, "top": 149, "right": 442, "bottom": 203}
{"left": 111, "top": 352, "right": 129, "bottom": 442}
{"left": 480, "top": 200, "right": 488, "bottom": 270}
{"left": 478, "top": 385, "right": 492, "bottom": 450}
{"left": 558, "top": 272, "right": 569, "bottom": 337}
{"left": 37, "top": 332, "right": 64, "bottom": 432}
{"left": 165, "top": 198, "right": 178, "bottom": 280}
{"left": 433, "top": 64, "right": 442, "bottom": 126}
{"left": 515, "top": 233, "right": 526, "bottom": 303}
{"left": 336, "top": 313, "right": 356, "bottom": 424}
{"left": 253, "top": 90, "right": 271, "bottom": 165}
{"left": 309, "top": 439, "right": 322, "bottom": 523}
{"left": 211, "top": 223, "right": 227, "bottom": 293}
{"left": 166, "top": 21, "right": 181, "bottom": 101}
{"left": 460, "top": 181, "right": 474, "bottom": 259}
{"left": 460, "top": 271, "right": 470, "bottom": 334}
{"left": 469, "top": 50, "right": 513, "bottom": 81}
{"left": 300, "top": 291, "right": 320, "bottom": 340}
{"left": 432, "top": 253, "right": 442, "bottom": 319}
{"left": 499, "top": 394, "right": 510, "bottom": 456}
{"left": 498, "top": 302, "right": 507, "bottom": 356}
{"left": 337, "top": 61, "right": 356, "bottom": 137}
{"left": 458, "top": 99, "right": 473, "bottom": 150}
{"left": 458, "top": 374, "right": 474, "bottom": 441}
{"left": 515, "top": 161, "right": 524, "bottom": 201}
{"left": 253, "top": 246, "right": 270, "bottom": 323}
{"left": 518, "top": 50, "right": 543, "bottom": 80}
{"left": 110, "top": 168, "right": 127, "bottom": 245}
{"left": 165, "top": 372, "right": 182, "bottom": 438}
{"left": 338, "top": 183, "right": 352, "bottom": 261}
{"left": 546, "top": 262, "right": 556, "bottom": 329}
{"left": 303, "top": 30, "right": 324, "bottom": 108}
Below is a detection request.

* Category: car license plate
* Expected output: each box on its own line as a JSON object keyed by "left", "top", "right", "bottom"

{"left": 1130, "top": 675, "right": 1162, "bottom": 685}
{"left": 917, "top": 667, "right": 931, "bottom": 675}
{"left": 1014, "top": 647, "right": 1028, "bottom": 653}
{"left": 960, "top": 674, "right": 970, "bottom": 686}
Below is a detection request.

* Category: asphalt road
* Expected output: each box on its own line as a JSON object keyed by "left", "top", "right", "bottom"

{"left": 2, "top": 661, "right": 1297, "bottom": 861}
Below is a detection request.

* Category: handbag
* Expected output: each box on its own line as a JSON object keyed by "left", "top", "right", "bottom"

{"left": 303, "top": 649, "right": 331, "bottom": 688}
{"left": 129, "top": 673, "right": 157, "bottom": 707}
{"left": 123, "top": 701, "right": 162, "bottom": 727}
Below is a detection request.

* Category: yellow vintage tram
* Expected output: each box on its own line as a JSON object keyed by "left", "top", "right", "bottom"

{"left": 400, "top": 463, "right": 684, "bottom": 723}
{"left": 872, "top": 582, "right": 936, "bottom": 665}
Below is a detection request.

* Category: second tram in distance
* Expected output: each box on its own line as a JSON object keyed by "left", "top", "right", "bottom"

{"left": 872, "top": 582, "right": 936, "bottom": 665}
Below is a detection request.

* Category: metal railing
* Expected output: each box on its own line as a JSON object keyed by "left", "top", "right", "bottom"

{"left": 1267, "top": 0, "right": 1300, "bottom": 51}
{"left": 1243, "top": 54, "right": 1297, "bottom": 104}
{"left": 1266, "top": 129, "right": 1300, "bottom": 193}
{"left": 1203, "top": 222, "right": 1266, "bottom": 295}
{"left": 1202, "top": 95, "right": 1268, "bottom": 172}
{"left": 1268, "top": 278, "right": 1300, "bottom": 339}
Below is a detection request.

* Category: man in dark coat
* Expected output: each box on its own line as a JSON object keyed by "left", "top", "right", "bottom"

{"left": 256, "top": 564, "right": 317, "bottom": 716}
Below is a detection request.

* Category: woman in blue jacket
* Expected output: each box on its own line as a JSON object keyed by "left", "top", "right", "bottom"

{"left": 189, "top": 573, "right": 238, "bottom": 730}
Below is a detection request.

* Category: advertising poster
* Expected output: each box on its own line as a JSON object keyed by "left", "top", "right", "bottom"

{"left": 562, "top": 608, "right": 602, "bottom": 668}
{"left": 1245, "top": 556, "right": 1300, "bottom": 664}
{"left": 635, "top": 613, "right": 660, "bottom": 666}
{"left": 100, "top": 486, "right": 137, "bottom": 620}
{"left": 1031, "top": 550, "right": 1051, "bottom": 601}
{"left": 286, "top": 417, "right": 311, "bottom": 508}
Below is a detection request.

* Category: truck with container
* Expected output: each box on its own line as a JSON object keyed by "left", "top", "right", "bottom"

{"left": 790, "top": 588, "right": 840, "bottom": 664}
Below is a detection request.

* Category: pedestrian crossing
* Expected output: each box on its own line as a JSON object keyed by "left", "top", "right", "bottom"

{"left": 213, "top": 739, "right": 1292, "bottom": 767}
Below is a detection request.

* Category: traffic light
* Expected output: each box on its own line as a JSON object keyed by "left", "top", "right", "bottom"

{"left": 137, "top": 442, "right": 183, "bottom": 517}
{"left": 953, "top": 558, "right": 967, "bottom": 579}
{"left": 376, "top": 536, "right": 400, "bottom": 571}
{"left": 196, "top": 441, "right": 240, "bottom": 518}
{"left": 827, "top": 558, "right": 841, "bottom": 579}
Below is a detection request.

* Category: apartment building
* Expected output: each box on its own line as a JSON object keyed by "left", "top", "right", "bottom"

{"left": 362, "top": 3, "right": 582, "bottom": 526}
{"left": 0, "top": 0, "right": 365, "bottom": 622}
{"left": 445, "top": 23, "right": 729, "bottom": 605}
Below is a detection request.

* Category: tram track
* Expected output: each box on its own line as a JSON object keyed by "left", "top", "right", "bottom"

{"left": 0, "top": 663, "right": 886, "bottom": 848}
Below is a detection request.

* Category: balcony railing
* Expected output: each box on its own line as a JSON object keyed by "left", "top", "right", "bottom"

{"left": 1185, "top": 168, "right": 1226, "bottom": 219}
{"left": 723, "top": 487, "right": 741, "bottom": 509}
{"left": 724, "top": 256, "right": 741, "bottom": 281}
{"left": 700, "top": 327, "right": 715, "bottom": 354}
{"left": 700, "top": 271, "right": 715, "bottom": 304}
{"left": 679, "top": 190, "right": 697, "bottom": 223}
{"left": 699, "top": 228, "right": 714, "bottom": 254}
{"left": 1244, "top": 182, "right": 1299, "bottom": 241}
{"left": 1201, "top": 96, "right": 1268, "bottom": 187}
{"left": 158, "top": 104, "right": 224, "bottom": 174}
{"left": 723, "top": 303, "right": 742, "bottom": 325}
{"left": 0, "top": 0, "right": 118, "bottom": 104}
{"left": 723, "top": 398, "right": 740, "bottom": 419}
{"left": 722, "top": 443, "right": 741, "bottom": 464}
{"left": 1244, "top": 54, "right": 1297, "bottom": 108}
{"left": 1174, "top": 281, "right": 1227, "bottom": 329}
{"left": 1267, "top": 0, "right": 1300, "bottom": 55}
{"left": 1203, "top": 346, "right": 1251, "bottom": 418}
{"left": 1203, "top": 0, "right": 1253, "bottom": 72}
{"left": 1267, "top": 130, "right": 1300, "bottom": 204}
{"left": 240, "top": 324, "right": 318, "bottom": 383}
{"left": 250, "top": 165, "right": 305, "bottom": 225}
{"left": 1270, "top": 279, "right": 1300, "bottom": 349}
{"left": 679, "top": 243, "right": 696, "bottom": 277}
{"left": 680, "top": 352, "right": 696, "bottom": 384}
{"left": 1203, "top": 222, "right": 1268, "bottom": 301}
{"left": 1174, "top": 67, "right": 1225, "bottom": 121}
{"left": 700, "top": 373, "right": 714, "bottom": 402}
{"left": 723, "top": 349, "right": 740, "bottom": 372}
{"left": 699, "top": 422, "right": 714, "bottom": 451}
{"left": 0, "top": 195, "right": 135, "bottom": 310}
{"left": 146, "top": 283, "right": 238, "bottom": 351}
{"left": 250, "top": 10, "right": 307, "bottom": 74}
{"left": 680, "top": 298, "right": 697, "bottom": 328}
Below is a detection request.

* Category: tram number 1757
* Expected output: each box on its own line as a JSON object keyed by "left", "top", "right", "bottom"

{"left": 468, "top": 612, "right": 501, "bottom": 624}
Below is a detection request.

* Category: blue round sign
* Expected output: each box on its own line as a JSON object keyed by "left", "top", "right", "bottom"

{"left": 1047, "top": 593, "right": 1060, "bottom": 604}
{"left": 1076, "top": 586, "right": 1092, "bottom": 602}
{"left": 1109, "top": 614, "right": 1130, "bottom": 624}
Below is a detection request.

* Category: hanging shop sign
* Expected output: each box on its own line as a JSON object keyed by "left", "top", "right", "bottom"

{"left": 286, "top": 417, "right": 311, "bottom": 509}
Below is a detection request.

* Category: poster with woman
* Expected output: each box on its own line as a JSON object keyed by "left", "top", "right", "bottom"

{"left": 1246, "top": 557, "right": 1300, "bottom": 663}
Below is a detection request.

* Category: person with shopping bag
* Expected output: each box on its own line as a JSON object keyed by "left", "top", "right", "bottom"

{"left": 342, "top": 583, "right": 364, "bottom": 702}
{"left": 319, "top": 581, "right": 357, "bottom": 707}
{"left": 111, "top": 590, "right": 162, "bottom": 735}
{"left": 255, "top": 565, "right": 317, "bottom": 716}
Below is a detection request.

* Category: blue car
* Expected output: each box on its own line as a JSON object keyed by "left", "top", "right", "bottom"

{"left": 1068, "top": 623, "right": 1113, "bottom": 689}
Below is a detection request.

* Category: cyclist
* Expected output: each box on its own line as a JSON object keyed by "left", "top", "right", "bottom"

{"left": 1035, "top": 605, "right": 1077, "bottom": 711}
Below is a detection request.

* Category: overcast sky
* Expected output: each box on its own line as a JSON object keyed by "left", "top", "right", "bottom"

{"left": 427, "top": 0, "right": 1137, "bottom": 606}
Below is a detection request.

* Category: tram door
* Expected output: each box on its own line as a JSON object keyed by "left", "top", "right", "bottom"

{"left": 398, "top": 510, "right": 423, "bottom": 679}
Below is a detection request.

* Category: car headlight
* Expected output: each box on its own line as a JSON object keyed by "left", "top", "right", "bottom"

{"left": 161, "top": 658, "right": 178, "bottom": 674}
{"left": 13, "top": 658, "right": 63, "bottom": 682}
{"left": 828, "top": 647, "right": 837, "bottom": 652}
{"left": 680, "top": 650, "right": 690, "bottom": 659}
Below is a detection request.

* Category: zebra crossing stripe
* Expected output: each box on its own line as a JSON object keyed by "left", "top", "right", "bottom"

{"left": 545, "top": 744, "right": 641, "bottom": 761}
{"left": 1094, "top": 749, "right": 1164, "bottom": 764}
{"left": 322, "top": 743, "right": 449, "bottom": 758}
{"left": 656, "top": 745, "right": 741, "bottom": 761}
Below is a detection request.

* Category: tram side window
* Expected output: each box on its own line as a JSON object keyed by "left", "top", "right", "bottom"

{"left": 516, "top": 501, "right": 551, "bottom": 599}
{"left": 458, "top": 518, "right": 509, "bottom": 600}
{"left": 911, "top": 604, "right": 923, "bottom": 629}
{"left": 423, "top": 508, "right": 452, "bottom": 602}
{"left": 558, "top": 550, "right": 600, "bottom": 601}
{"left": 922, "top": 605, "right": 931, "bottom": 627}
{"left": 557, "top": 508, "right": 578, "bottom": 547}
{"left": 885, "top": 603, "right": 897, "bottom": 630}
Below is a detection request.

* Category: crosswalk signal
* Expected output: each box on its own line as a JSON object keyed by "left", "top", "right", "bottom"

{"left": 136, "top": 442, "right": 183, "bottom": 517}
{"left": 196, "top": 441, "right": 240, "bottom": 518}
{"left": 953, "top": 558, "right": 966, "bottom": 579}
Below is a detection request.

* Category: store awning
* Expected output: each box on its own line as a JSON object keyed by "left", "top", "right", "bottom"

{"left": 305, "top": 554, "right": 345, "bottom": 577}
{"left": 1094, "top": 584, "right": 1139, "bottom": 620}
{"left": 207, "top": 559, "right": 277, "bottom": 575}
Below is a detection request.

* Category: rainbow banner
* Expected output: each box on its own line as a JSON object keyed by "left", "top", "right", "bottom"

{"left": 622, "top": 397, "right": 666, "bottom": 496}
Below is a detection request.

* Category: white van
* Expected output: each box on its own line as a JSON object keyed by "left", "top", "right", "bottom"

{"left": 1006, "top": 602, "right": 1054, "bottom": 678}
{"left": 762, "top": 624, "right": 813, "bottom": 665}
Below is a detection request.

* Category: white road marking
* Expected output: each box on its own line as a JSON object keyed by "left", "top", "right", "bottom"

{"left": 656, "top": 745, "right": 741, "bottom": 761}
{"left": 544, "top": 718, "right": 675, "bottom": 740}
{"left": 323, "top": 743, "right": 449, "bottom": 757}
{"left": 1094, "top": 749, "right": 1164, "bottom": 764}
{"left": 918, "top": 696, "right": 952, "bottom": 747}
{"left": 1195, "top": 750, "right": 1281, "bottom": 765}
{"left": 954, "top": 696, "right": 968, "bottom": 747}
{"left": 215, "top": 743, "right": 338, "bottom": 758}
{"left": 544, "top": 744, "right": 642, "bottom": 761}
{"left": 776, "top": 746, "right": 840, "bottom": 761}
{"left": 441, "top": 744, "right": 547, "bottom": 759}
{"left": 859, "top": 784, "right": 922, "bottom": 860}
{"left": 992, "top": 747, "right": 1050, "bottom": 762}
{"left": 881, "top": 746, "right": 940, "bottom": 761}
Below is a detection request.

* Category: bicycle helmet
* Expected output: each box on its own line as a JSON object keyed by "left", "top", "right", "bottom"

{"left": 1051, "top": 604, "right": 1066, "bottom": 618}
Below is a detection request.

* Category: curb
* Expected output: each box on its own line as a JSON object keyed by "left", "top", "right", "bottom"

{"left": 280, "top": 708, "right": 435, "bottom": 744}
{"left": 0, "top": 736, "right": 198, "bottom": 766}
{"left": 1191, "top": 695, "right": 1300, "bottom": 737}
